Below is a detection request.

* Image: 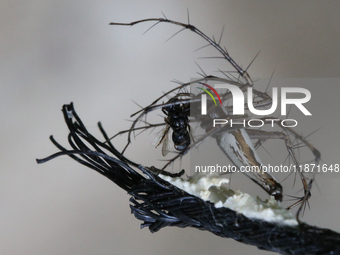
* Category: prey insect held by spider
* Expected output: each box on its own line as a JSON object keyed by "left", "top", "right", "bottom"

{"left": 154, "top": 97, "right": 191, "bottom": 156}
{"left": 110, "top": 15, "right": 321, "bottom": 219}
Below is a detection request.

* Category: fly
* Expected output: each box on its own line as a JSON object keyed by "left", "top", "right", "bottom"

{"left": 154, "top": 97, "right": 190, "bottom": 156}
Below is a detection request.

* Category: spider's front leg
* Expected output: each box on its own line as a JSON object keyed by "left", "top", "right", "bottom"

{"left": 215, "top": 126, "right": 284, "bottom": 202}
{"left": 246, "top": 126, "right": 320, "bottom": 221}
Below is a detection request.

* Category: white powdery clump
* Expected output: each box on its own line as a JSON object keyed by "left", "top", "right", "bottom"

{"left": 159, "top": 174, "right": 298, "bottom": 226}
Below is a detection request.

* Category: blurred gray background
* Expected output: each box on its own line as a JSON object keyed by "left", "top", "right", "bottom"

{"left": 1, "top": 1, "right": 340, "bottom": 254}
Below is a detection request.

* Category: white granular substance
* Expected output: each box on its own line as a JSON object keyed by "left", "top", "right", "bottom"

{"left": 159, "top": 174, "right": 298, "bottom": 226}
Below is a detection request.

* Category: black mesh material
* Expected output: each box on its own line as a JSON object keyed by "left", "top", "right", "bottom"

{"left": 37, "top": 103, "right": 340, "bottom": 255}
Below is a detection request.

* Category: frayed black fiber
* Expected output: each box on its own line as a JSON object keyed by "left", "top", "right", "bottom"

{"left": 37, "top": 103, "right": 340, "bottom": 255}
